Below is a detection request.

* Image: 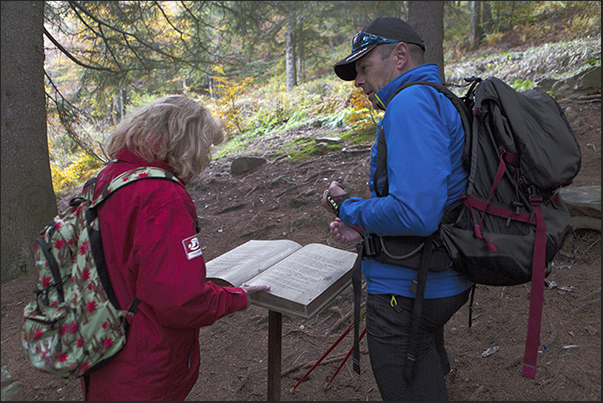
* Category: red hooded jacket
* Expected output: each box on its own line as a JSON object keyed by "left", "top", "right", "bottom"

{"left": 81, "top": 149, "right": 248, "bottom": 401}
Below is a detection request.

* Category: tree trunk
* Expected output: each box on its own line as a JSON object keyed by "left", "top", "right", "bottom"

{"left": 285, "top": 13, "right": 297, "bottom": 93}
{"left": 296, "top": 45, "right": 304, "bottom": 85}
{"left": 1, "top": 1, "right": 57, "bottom": 283}
{"left": 408, "top": 1, "right": 445, "bottom": 83}
{"left": 116, "top": 88, "right": 127, "bottom": 123}
{"left": 469, "top": 1, "right": 483, "bottom": 50}
{"left": 482, "top": 1, "right": 494, "bottom": 35}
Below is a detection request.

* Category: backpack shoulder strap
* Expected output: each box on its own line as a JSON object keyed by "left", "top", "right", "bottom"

{"left": 82, "top": 169, "right": 103, "bottom": 200}
{"left": 91, "top": 166, "right": 184, "bottom": 208}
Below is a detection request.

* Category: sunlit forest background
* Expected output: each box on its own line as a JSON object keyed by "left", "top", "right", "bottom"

{"left": 43, "top": 1, "right": 601, "bottom": 194}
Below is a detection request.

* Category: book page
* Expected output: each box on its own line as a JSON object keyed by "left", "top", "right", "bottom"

{"left": 246, "top": 243, "right": 357, "bottom": 318}
{"left": 205, "top": 239, "right": 302, "bottom": 287}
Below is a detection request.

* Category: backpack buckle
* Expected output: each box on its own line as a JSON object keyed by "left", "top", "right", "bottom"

{"left": 363, "top": 234, "right": 381, "bottom": 256}
{"left": 512, "top": 201, "right": 523, "bottom": 216}
{"left": 528, "top": 186, "right": 543, "bottom": 204}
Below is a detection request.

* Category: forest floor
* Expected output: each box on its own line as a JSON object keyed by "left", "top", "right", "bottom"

{"left": 1, "top": 90, "right": 600, "bottom": 401}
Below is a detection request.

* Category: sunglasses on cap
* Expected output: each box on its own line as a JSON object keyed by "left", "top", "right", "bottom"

{"left": 352, "top": 32, "right": 426, "bottom": 53}
{"left": 351, "top": 32, "right": 399, "bottom": 52}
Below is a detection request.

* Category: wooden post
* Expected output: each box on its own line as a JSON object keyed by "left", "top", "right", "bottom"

{"left": 267, "top": 310, "right": 282, "bottom": 401}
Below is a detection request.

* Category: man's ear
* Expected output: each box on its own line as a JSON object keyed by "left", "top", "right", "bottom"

{"left": 394, "top": 42, "right": 410, "bottom": 71}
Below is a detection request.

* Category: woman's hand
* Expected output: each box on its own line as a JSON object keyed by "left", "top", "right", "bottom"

{"left": 240, "top": 284, "right": 271, "bottom": 306}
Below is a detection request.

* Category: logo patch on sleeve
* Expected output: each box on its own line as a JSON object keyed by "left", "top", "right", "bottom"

{"left": 182, "top": 235, "right": 202, "bottom": 260}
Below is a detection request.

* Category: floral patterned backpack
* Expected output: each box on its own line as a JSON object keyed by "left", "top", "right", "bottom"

{"left": 22, "top": 166, "right": 183, "bottom": 378}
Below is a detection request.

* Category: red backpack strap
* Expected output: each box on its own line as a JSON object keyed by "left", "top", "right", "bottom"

{"left": 522, "top": 199, "right": 547, "bottom": 379}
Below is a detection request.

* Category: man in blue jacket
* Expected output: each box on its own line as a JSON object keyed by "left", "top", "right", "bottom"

{"left": 322, "top": 17, "right": 474, "bottom": 401}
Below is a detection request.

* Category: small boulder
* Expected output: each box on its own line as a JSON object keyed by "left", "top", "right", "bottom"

{"left": 230, "top": 156, "right": 266, "bottom": 175}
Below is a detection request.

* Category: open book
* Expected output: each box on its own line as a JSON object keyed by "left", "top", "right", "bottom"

{"left": 205, "top": 240, "right": 357, "bottom": 319}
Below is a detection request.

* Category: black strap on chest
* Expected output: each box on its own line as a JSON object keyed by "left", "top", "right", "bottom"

{"left": 373, "top": 125, "right": 389, "bottom": 197}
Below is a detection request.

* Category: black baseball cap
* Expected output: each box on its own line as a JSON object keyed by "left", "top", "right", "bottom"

{"left": 334, "top": 17, "right": 425, "bottom": 81}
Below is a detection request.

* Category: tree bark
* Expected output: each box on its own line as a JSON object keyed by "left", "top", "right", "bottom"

{"left": 408, "top": 1, "right": 446, "bottom": 83}
{"left": 482, "top": 1, "right": 494, "bottom": 35}
{"left": 469, "top": 1, "right": 483, "bottom": 50}
{"left": 1, "top": 1, "right": 57, "bottom": 283}
{"left": 285, "top": 13, "right": 297, "bottom": 93}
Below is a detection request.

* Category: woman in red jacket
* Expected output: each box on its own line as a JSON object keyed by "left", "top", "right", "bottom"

{"left": 81, "top": 95, "right": 269, "bottom": 400}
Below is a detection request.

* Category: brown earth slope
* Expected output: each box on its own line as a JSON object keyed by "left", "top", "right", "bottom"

{"left": 1, "top": 97, "right": 600, "bottom": 401}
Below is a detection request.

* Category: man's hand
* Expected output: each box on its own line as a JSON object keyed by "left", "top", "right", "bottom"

{"left": 321, "top": 181, "right": 349, "bottom": 216}
{"left": 329, "top": 218, "right": 363, "bottom": 244}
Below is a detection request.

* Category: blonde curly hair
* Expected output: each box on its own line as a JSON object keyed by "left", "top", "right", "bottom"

{"left": 105, "top": 95, "right": 224, "bottom": 183}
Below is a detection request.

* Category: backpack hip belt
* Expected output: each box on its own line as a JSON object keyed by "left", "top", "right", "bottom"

{"left": 362, "top": 233, "right": 452, "bottom": 272}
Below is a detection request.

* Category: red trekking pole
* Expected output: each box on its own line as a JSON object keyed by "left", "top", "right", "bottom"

{"left": 324, "top": 326, "right": 367, "bottom": 390}
{"left": 290, "top": 311, "right": 365, "bottom": 393}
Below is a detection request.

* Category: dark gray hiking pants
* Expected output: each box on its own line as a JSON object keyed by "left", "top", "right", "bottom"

{"left": 366, "top": 289, "right": 470, "bottom": 401}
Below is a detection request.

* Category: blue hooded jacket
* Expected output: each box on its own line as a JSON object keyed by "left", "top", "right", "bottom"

{"left": 339, "top": 63, "right": 474, "bottom": 298}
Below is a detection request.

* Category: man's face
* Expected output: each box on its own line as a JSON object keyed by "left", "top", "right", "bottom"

{"left": 353, "top": 45, "right": 399, "bottom": 109}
